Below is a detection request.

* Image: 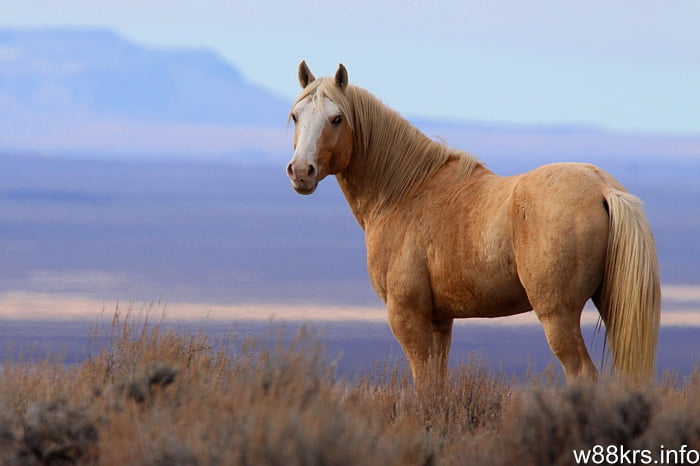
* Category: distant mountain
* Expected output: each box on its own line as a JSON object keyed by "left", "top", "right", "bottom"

{"left": 0, "top": 28, "right": 289, "bottom": 127}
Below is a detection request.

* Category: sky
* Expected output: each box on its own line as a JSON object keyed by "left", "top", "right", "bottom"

{"left": 1, "top": 0, "right": 699, "bottom": 134}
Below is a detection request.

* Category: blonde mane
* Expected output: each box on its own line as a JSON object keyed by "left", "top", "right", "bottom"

{"left": 291, "top": 77, "right": 481, "bottom": 208}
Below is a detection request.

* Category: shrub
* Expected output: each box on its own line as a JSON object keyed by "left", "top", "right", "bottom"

{"left": 0, "top": 308, "right": 697, "bottom": 465}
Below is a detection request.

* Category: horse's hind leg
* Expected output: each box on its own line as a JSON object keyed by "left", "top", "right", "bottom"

{"left": 534, "top": 303, "right": 598, "bottom": 383}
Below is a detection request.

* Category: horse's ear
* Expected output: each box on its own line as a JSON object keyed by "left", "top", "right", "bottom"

{"left": 298, "top": 60, "right": 315, "bottom": 88}
{"left": 335, "top": 63, "right": 348, "bottom": 91}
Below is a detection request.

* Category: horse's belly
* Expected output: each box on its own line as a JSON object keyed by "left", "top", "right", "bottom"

{"left": 430, "top": 272, "right": 531, "bottom": 319}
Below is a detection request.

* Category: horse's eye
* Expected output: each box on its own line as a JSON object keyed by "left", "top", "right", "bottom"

{"left": 291, "top": 114, "right": 298, "bottom": 123}
{"left": 331, "top": 115, "right": 343, "bottom": 125}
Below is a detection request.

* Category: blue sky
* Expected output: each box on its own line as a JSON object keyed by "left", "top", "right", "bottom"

{"left": 1, "top": 0, "right": 699, "bottom": 134}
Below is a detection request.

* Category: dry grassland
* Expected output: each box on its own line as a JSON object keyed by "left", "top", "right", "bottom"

{"left": 1, "top": 309, "right": 699, "bottom": 465}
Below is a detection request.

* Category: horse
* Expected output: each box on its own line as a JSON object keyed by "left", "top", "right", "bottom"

{"left": 286, "top": 61, "right": 660, "bottom": 387}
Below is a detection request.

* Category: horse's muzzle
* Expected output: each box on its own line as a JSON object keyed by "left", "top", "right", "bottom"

{"left": 286, "top": 161, "right": 318, "bottom": 195}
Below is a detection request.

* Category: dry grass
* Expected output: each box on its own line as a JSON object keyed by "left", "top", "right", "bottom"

{"left": 1, "top": 308, "right": 699, "bottom": 465}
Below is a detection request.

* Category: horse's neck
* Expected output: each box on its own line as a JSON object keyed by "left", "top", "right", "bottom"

{"left": 335, "top": 130, "right": 434, "bottom": 228}
{"left": 335, "top": 160, "right": 376, "bottom": 229}
{"left": 336, "top": 145, "right": 486, "bottom": 230}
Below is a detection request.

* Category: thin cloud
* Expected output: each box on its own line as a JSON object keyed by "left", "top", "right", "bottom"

{"left": 27, "top": 270, "right": 129, "bottom": 291}
{"left": 663, "top": 285, "right": 700, "bottom": 303}
{"left": 1, "top": 290, "right": 699, "bottom": 328}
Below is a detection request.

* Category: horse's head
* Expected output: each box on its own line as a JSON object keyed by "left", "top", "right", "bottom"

{"left": 286, "top": 61, "right": 353, "bottom": 195}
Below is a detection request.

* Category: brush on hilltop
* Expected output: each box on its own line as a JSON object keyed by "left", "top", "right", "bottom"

{"left": 0, "top": 307, "right": 697, "bottom": 465}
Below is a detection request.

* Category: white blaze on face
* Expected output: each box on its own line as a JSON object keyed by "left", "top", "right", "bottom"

{"left": 291, "top": 96, "right": 340, "bottom": 169}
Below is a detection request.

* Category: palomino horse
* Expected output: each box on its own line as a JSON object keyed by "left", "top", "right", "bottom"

{"left": 286, "top": 61, "right": 660, "bottom": 386}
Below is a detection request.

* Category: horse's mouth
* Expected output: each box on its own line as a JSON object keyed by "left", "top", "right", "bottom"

{"left": 293, "top": 184, "right": 317, "bottom": 195}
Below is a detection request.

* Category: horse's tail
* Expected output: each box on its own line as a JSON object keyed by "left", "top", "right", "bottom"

{"left": 599, "top": 190, "right": 660, "bottom": 384}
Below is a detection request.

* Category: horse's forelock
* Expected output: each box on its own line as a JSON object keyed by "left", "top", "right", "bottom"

{"left": 290, "top": 78, "right": 354, "bottom": 129}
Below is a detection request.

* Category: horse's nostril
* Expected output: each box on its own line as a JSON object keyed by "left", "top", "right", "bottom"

{"left": 308, "top": 164, "right": 316, "bottom": 177}
{"left": 286, "top": 163, "right": 294, "bottom": 177}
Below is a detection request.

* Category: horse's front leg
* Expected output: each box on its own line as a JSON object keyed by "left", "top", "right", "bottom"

{"left": 387, "top": 297, "right": 453, "bottom": 391}
{"left": 432, "top": 318, "right": 454, "bottom": 380}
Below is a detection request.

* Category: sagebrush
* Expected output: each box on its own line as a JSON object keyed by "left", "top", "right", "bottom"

{"left": 0, "top": 309, "right": 698, "bottom": 465}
